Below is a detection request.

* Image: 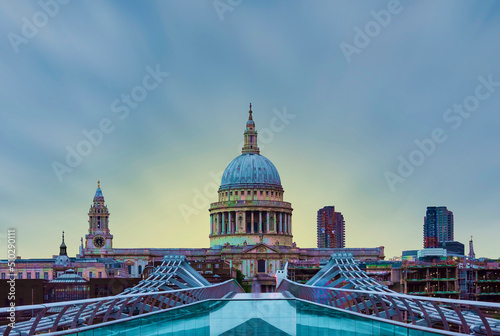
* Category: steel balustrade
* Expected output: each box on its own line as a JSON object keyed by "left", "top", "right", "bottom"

{"left": 0, "top": 279, "right": 243, "bottom": 335}
{"left": 0, "top": 255, "right": 244, "bottom": 335}
{"left": 278, "top": 253, "right": 500, "bottom": 335}
{"left": 277, "top": 278, "right": 500, "bottom": 335}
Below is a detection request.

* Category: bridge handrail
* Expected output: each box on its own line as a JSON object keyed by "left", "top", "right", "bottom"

{"left": 278, "top": 279, "right": 500, "bottom": 335}
{"left": 278, "top": 278, "right": 500, "bottom": 309}
{"left": 0, "top": 279, "right": 239, "bottom": 313}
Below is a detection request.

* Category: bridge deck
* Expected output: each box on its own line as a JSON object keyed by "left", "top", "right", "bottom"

{"left": 59, "top": 296, "right": 446, "bottom": 336}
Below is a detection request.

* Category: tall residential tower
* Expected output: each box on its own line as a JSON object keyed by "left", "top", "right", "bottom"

{"left": 424, "top": 206, "right": 454, "bottom": 248}
{"left": 317, "top": 206, "right": 345, "bottom": 248}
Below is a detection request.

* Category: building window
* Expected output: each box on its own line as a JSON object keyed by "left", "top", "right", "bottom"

{"left": 1, "top": 273, "right": 5, "bottom": 279}
{"left": 138, "top": 265, "right": 142, "bottom": 275}
{"left": 78, "top": 272, "right": 83, "bottom": 277}
{"left": 198, "top": 264, "right": 202, "bottom": 269}
{"left": 27, "top": 272, "right": 31, "bottom": 279}
{"left": 254, "top": 191, "right": 257, "bottom": 195}
{"left": 89, "top": 272, "right": 93, "bottom": 278}
{"left": 44, "top": 272, "right": 48, "bottom": 280}
{"left": 17, "top": 272, "right": 22, "bottom": 279}
{"left": 241, "top": 191, "right": 245, "bottom": 195}
{"left": 266, "top": 191, "right": 269, "bottom": 196}
{"left": 271, "top": 192, "right": 274, "bottom": 196}
{"left": 215, "top": 264, "right": 219, "bottom": 269}
{"left": 235, "top": 191, "right": 238, "bottom": 195}
{"left": 98, "top": 272, "right": 102, "bottom": 278}
{"left": 35, "top": 272, "right": 40, "bottom": 279}
{"left": 207, "top": 264, "right": 211, "bottom": 269}
{"left": 258, "top": 260, "right": 266, "bottom": 273}
{"left": 260, "top": 191, "right": 263, "bottom": 195}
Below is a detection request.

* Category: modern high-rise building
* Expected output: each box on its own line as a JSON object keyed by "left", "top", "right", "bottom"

{"left": 317, "top": 206, "right": 345, "bottom": 248}
{"left": 423, "top": 206, "right": 454, "bottom": 248}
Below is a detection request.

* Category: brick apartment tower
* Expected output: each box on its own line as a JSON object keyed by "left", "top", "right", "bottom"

{"left": 317, "top": 206, "right": 345, "bottom": 248}
{"left": 424, "top": 206, "right": 454, "bottom": 248}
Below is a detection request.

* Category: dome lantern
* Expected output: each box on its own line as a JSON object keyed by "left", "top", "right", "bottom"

{"left": 242, "top": 103, "right": 260, "bottom": 155}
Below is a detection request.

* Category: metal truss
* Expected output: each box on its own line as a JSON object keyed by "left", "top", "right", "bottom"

{"left": 279, "top": 253, "right": 500, "bottom": 335}
{"left": 0, "top": 255, "right": 243, "bottom": 336}
{"left": 123, "top": 255, "right": 210, "bottom": 293}
{"left": 306, "top": 252, "right": 391, "bottom": 292}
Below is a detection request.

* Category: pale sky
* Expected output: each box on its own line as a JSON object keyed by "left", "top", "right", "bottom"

{"left": 1, "top": 1, "right": 499, "bottom": 259}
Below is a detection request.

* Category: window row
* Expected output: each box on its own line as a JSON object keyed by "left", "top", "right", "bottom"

{"left": 222, "top": 190, "right": 283, "bottom": 197}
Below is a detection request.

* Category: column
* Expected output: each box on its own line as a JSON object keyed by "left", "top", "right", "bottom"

{"left": 289, "top": 214, "right": 292, "bottom": 234}
{"left": 283, "top": 212, "right": 288, "bottom": 234}
{"left": 220, "top": 213, "right": 223, "bottom": 234}
{"left": 286, "top": 213, "right": 290, "bottom": 234}
{"left": 266, "top": 212, "right": 270, "bottom": 233}
{"left": 288, "top": 213, "right": 291, "bottom": 234}
{"left": 222, "top": 212, "right": 226, "bottom": 234}
{"left": 279, "top": 212, "right": 283, "bottom": 234}
{"left": 259, "top": 211, "right": 263, "bottom": 233}
{"left": 251, "top": 211, "right": 255, "bottom": 233}
{"left": 228, "top": 212, "right": 232, "bottom": 234}
{"left": 243, "top": 211, "right": 247, "bottom": 233}
{"left": 216, "top": 213, "right": 220, "bottom": 234}
{"left": 210, "top": 214, "right": 213, "bottom": 235}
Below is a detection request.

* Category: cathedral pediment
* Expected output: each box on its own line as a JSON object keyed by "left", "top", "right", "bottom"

{"left": 244, "top": 243, "right": 279, "bottom": 254}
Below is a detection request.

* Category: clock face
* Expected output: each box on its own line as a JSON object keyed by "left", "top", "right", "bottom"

{"left": 93, "top": 236, "right": 105, "bottom": 248}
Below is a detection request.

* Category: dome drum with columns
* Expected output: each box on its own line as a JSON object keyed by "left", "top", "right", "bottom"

{"left": 209, "top": 105, "right": 293, "bottom": 247}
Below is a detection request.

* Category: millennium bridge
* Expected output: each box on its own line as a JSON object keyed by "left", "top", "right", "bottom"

{"left": 1, "top": 254, "right": 500, "bottom": 335}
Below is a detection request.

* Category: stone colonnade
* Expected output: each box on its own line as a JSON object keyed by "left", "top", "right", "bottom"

{"left": 210, "top": 210, "right": 292, "bottom": 236}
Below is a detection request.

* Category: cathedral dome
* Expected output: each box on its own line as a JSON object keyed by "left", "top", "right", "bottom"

{"left": 220, "top": 153, "right": 282, "bottom": 191}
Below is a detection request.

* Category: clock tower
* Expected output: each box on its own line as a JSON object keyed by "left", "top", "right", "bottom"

{"left": 83, "top": 181, "right": 113, "bottom": 256}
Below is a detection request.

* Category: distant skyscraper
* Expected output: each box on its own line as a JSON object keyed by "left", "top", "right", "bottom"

{"left": 424, "top": 206, "right": 454, "bottom": 248}
{"left": 317, "top": 206, "right": 345, "bottom": 248}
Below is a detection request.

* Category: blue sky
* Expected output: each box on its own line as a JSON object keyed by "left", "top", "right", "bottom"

{"left": 1, "top": 0, "right": 499, "bottom": 259}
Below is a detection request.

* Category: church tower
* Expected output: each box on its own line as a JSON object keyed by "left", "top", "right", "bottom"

{"left": 83, "top": 181, "right": 113, "bottom": 255}
{"left": 54, "top": 231, "right": 70, "bottom": 267}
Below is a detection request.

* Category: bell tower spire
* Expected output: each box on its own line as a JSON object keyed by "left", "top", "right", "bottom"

{"left": 469, "top": 236, "right": 475, "bottom": 260}
{"left": 242, "top": 103, "right": 260, "bottom": 154}
{"left": 83, "top": 180, "right": 113, "bottom": 256}
{"left": 59, "top": 231, "right": 67, "bottom": 256}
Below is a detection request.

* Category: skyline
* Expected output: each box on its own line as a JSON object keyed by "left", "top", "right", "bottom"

{"left": 1, "top": 1, "right": 500, "bottom": 259}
